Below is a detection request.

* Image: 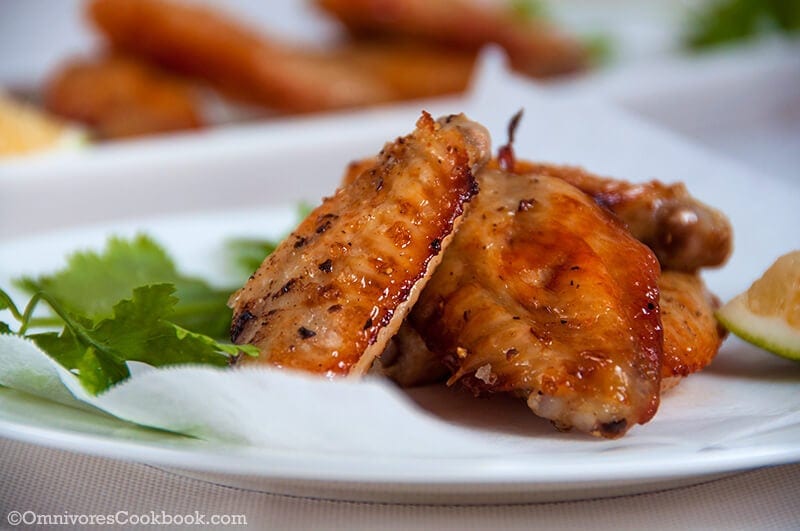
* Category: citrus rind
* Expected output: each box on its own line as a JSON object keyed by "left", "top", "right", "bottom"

{"left": 716, "top": 293, "right": 800, "bottom": 362}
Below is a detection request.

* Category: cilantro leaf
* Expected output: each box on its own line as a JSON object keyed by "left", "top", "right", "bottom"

{"left": 33, "top": 328, "right": 129, "bottom": 394}
{"left": 226, "top": 203, "right": 311, "bottom": 276}
{"left": 16, "top": 235, "right": 232, "bottom": 339}
{"left": 685, "top": 0, "right": 800, "bottom": 50}
{"left": 226, "top": 238, "right": 279, "bottom": 276}
{"left": 0, "top": 287, "right": 18, "bottom": 334}
{"left": 29, "top": 284, "right": 254, "bottom": 394}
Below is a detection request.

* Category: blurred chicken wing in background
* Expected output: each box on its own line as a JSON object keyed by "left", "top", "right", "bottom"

{"left": 32, "top": 0, "right": 590, "bottom": 139}
{"left": 45, "top": 54, "right": 203, "bottom": 139}
{"left": 317, "top": 0, "right": 588, "bottom": 77}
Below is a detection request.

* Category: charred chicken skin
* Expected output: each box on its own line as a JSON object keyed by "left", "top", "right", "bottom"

{"left": 229, "top": 112, "right": 490, "bottom": 376}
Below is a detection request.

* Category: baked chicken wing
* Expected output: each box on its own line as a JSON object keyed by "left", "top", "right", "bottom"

{"left": 89, "top": 0, "right": 396, "bottom": 114}
{"left": 229, "top": 112, "right": 490, "bottom": 376}
{"left": 45, "top": 54, "right": 203, "bottom": 139}
{"left": 354, "top": 158, "right": 728, "bottom": 395}
{"left": 380, "top": 270, "right": 725, "bottom": 391}
{"left": 659, "top": 271, "right": 725, "bottom": 389}
{"left": 409, "top": 168, "right": 663, "bottom": 438}
{"left": 317, "top": 0, "right": 588, "bottom": 78}
{"left": 512, "top": 162, "right": 733, "bottom": 272}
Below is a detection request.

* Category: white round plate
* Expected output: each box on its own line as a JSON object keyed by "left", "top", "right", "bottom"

{"left": 1, "top": 209, "right": 799, "bottom": 504}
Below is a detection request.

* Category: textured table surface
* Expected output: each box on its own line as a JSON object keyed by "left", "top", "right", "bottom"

{"left": 2, "top": 437, "right": 799, "bottom": 530}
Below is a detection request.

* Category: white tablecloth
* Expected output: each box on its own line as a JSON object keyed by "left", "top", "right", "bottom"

{"left": 2, "top": 437, "right": 798, "bottom": 530}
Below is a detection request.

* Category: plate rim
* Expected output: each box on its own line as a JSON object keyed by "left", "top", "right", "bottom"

{"left": 1, "top": 408, "right": 798, "bottom": 487}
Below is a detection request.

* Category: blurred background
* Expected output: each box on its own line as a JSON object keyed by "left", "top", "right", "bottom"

{"left": 0, "top": 0, "right": 798, "bottom": 179}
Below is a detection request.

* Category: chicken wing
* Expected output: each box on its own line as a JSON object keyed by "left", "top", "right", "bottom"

{"left": 229, "top": 112, "right": 490, "bottom": 376}
{"left": 45, "top": 54, "right": 203, "bottom": 139}
{"left": 344, "top": 158, "right": 733, "bottom": 273}
{"left": 334, "top": 40, "right": 475, "bottom": 101}
{"left": 89, "top": 0, "right": 396, "bottom": 114}
{"left": 659, "top": 271, "right": 725, "bottom": 389}
{"left": 409, "top": 168, "right": 663, "bottom": 438}
{"left": 512, "top": 162, "right": 733, "bottom": 272}
{"left": 381, "top": 270, "right": 725, "bottom": 391}
{"left": 316, "top": 0, "right": 588, "bottom": 78}
{"left": 349, "top": 158, "right": 727, "bottom": 394}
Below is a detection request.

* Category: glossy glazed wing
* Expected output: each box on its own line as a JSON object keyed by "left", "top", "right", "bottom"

{"left": 410, "top": 169, "right": 663, "bottom": 438}
{"left": 229, "top": 112, "right": 490, "bottom": 376}
{"left": 381, "top": 271, "right": 725, "bottom": 391}
{"left": 512, "top": 162, "right": 733, "bottom": 272}
{"left": 660, "top": 271, "right": 725, "bottom": 389}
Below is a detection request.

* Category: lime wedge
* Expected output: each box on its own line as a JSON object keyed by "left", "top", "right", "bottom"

{"left": 716, "top": 251, "right": 800, "bottom": 361}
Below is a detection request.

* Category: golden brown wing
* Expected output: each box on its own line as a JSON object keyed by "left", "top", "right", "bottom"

{"left": 45, "top": 54, "right": 203, "bottom": 139}
{"left": 380, "top": 271, "right": 726, "bottom": 391}
{"left": 229, "top": 112, "right": 490, "bottom": 376}
{"left": 512, "top": 162, "right": 733, "bottom": 272}
{"left": 334, "top": 40, "right": 475, "bottom": 101}
{"left": 89, "top": 0, "right": 396, "bottom": 114}
{"left": 316, "top": 0, "right": 587, "bottom": 78}
{"left": 660, "top": 271, "right": 725, "bottom": 389}
{"left": 410, "top": 168, "right": 662, "bottom": 438}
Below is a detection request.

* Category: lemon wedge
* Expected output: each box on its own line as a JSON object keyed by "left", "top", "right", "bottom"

{"left": 0, "top": 91, "right": 86, "bottom": 158}
{"left": 716, "top": 251, "right": 800, "bottom": 360}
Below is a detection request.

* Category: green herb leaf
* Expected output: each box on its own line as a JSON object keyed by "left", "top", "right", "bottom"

{"left": 16, "top": 235, "right": 232, "bottom": 338}
{"left": 30, "top": 284, "right": 246, "bottom": 394}
{"left": 510, "top": 0, "right": 548, "bottom": 21}
{"left": 582, "top": 33, "right": 615, "bottom": 67}
{"left": 226, "top": 238, "right": 279, "bottom": 275}
{"left": 226, "top": 203, "right": 312, "bottom": 276}
{"left": 33, "top": 329, "right": 128, "bottom": 393}
{"left": 0, "top": 287, "right": 19, "bottom": 334}
{"left": 770, "top": 0, "right": 800, "bottom": 31}
{"left": 685, "top": 0, "right": 800, "bottom": 50}
{"left": 297, "top": 201, "right": 314, "bottom": 221}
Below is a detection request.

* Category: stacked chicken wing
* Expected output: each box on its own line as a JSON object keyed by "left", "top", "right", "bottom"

{"left": 231, "top": 113, "right": 732, "bottom": 438}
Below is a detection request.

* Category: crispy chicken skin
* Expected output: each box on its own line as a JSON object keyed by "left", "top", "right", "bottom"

{"left": 346, "top": 158, "right": 728, "bottom": 394}
{"left": 345, "top": 159, "right": 734, "bottom": 273}
{"left": 659, "top": 271, "right": 725, "bottom": 389}
{"left": 317, "top": 0, "right": 588, "bottom": 78}
{"left": 382, "top": 271, "right": 725, "bottom": 392}
{"left": 512, "top": 162, "right": 733, "bottom": 272}
{"left": 229, "top": 113, "right": 490, "bottom": 376}
{"left": 409, "top": 169, "right": 663, "bottom": 438}
{"left": 45, "top": 55, "right": 202, "bottom": 139}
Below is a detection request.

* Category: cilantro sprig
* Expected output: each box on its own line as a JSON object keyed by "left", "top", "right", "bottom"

{"left": 16, "top": 235, "right": 233, "bottom": 339}
{"left": 0, "top": 204, "right": 314, "bottom": 395}
{"left": 1, "top": 236, "right": 259, "bottom": 394}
